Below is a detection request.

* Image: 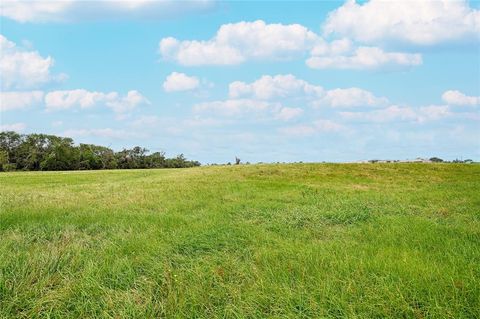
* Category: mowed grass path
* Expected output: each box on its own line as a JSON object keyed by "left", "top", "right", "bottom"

{"left": 0, "top": 164, "right": 479, "bottom": 318}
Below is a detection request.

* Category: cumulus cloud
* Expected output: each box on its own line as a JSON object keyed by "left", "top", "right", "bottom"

{"left": 417, "top": 105, "right": 452, "bottom": 122}
{"left": 313, "top": 87, "right": 389, "bottom": 108}
{"left": 442, "top": 90, "right": 480, "bottom": 106}
{"left": 0, "top": 122, "right": 26, "bottom": 132}
{"left": 45, "top": 89, "right": 149, "bottom": 113}
{"left": 307, "top": 46, "right": 422, "bottom": 70}
{"left": 193, "top": 98, "right": 280, "bottom": 117}
{"left": 340, "top": 105, "right": 452, "bottom": 123}
{"left": 0, "top": 0, "right": 216, "bottom": 23}
{"left": 107, "top": 90, "right": 150, "bottom": 113}
{"left": 229, "top": 74, "right": 323, "bottom": 99}
{"left": 0, "top": 91, "right": 44, "bottom": 111}
{"left": 280, "top": 120, "right": 346, "bottom": 136}
{"left": 159, "top": 20, "right": 318, "bottom": 65}
{"left": 323, "top": 0, "right": 480, "bottom": 45}
{"left": 0, "top": 34, "right": 64, "bottom": 89}
{"left": 163, "top": 72, "right": 200, "bottom": 92}
{"left": 275, "top": 107, "right": 303, "bottom": 121}
{"left": 229, "top": 74, "right": 388, "bottom": 108}
{"left": 159, "top": 19, "right": 425, "bottom": 70}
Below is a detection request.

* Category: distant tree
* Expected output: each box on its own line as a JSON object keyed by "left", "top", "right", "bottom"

{"left": 17, "top": 134, "right": 52, "bottom": 170}
{"left": 0, "top": 131, "right": 22, "bottom": 168}
{"left": 79, "top": 144, "right": 103, "bottom": 170}
{"left": 147, "top": 151, "right": 166, "bottom": 168}
{"left": 235, "top": 157, "right": 241, "bottom": 165}
{"left": 430, "top": 157, "right": 444, "bottom": 163}
{"left": 0, "top": 150, "right": 8, "bottom": 171}
{"left": 40, "top": 136, "right": 78, "bottom": 171}
{"left": 0, "top": 131, "right": 201, "bottom": 171}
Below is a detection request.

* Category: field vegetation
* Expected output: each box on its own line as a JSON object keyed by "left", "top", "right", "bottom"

{"left": 0, "top": 163, "right": 479, "bottom": 318}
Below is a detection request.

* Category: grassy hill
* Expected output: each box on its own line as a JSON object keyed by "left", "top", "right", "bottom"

{"left": 1, "top": 163, "right": 479, "bottom": 318}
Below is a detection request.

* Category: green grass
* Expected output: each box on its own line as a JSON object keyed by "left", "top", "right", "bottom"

{"left": 0, "top": 163, "right": 479, "bottom": 318}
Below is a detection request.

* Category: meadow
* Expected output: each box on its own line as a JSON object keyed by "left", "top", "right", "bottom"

{"left": 0, "top": 163, "right": 479, "bottom": 318}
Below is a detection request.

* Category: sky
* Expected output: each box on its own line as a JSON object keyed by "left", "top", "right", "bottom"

{"left": 0, "top": 0, "right": 479, "bottom": 163}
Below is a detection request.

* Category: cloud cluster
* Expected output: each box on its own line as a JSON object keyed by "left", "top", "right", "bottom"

{"left": 0, "top": 91, "right": 44, "bottom": 111}
{"left": 193, "top": 98, "right": 280, "bottom": 117}
{"left": 159, "top": 20, "right": 318, "bottom": 66}
{"left": 280, "top": 120, "right": 346, "bottom": 136}
{"left": 0, "top": 0, "right": 215, "bottom": 23}
{"left": 157, "top": 0, "right": 480, "bottom": 71}
{"left": 323, "top": 0, "right": 480, "bottom": 45}
{"left": 0, "top": 34, "right": 64, "bottom": 89}
{"left": 307, "top": 46, "right": 422, "bottom": 70}
{"left": 158, "top": 19, "right": 427, "bottom": 70}
{"left": 45, "top": 89, "right": 150, "bottom": 113}
{"left": 229, "top": 74, "right": 323, "bottom": 100}
{"left": 229, "top": 74, "right": 388, "bottom": 108}
{"left": 0, "top": 35, "right": 149, "bottom": 117}
{"left": 192, "top": 74, "right": 390, "bottom": 126}
{"left": 1, "top": 89, "right": 149, "bottom": 113}
{"left": 163, "top": 72, "right": 199, "bottom": 92}
{"left": 442, "top": 90, "right": 480, "bottom": 107}
{"left": 159, "top": 19, "right": 426, "bottom": 70}
{"left": 339, "top": 105, "right": 452, "bottom": 123}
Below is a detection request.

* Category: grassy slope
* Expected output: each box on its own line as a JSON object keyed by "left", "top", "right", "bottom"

{"left": 0, "top": 164, "right": 479, "bottom": 318}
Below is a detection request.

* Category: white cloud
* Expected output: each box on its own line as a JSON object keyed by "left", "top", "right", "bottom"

{"left": 159, "top": 36, "right": 244, "bottom": 66}
{"left": 0, "top": 91, "right": 44, "bottom": 111}
{"left": 0, "top": 34, "right": 64, "bottom": 89}
{"left": 0, "top": 0, "right": 215, "bottom": 23}
{"left": 229, "top": 74, "right": 323, "bottom": 100}
{"left": 159, "top": 20, "right": 318, "bottom": 65}
{"left": 307, "top": 46, "right": 422, "bottom": 70}
{"left": 313, "top": 87, "right": 389, "bottom": 108}
{"left": 182, "top": 117, "right": 226, "bottom": 127}
{"left": 275, "top": 107, "right": 303, "bottom": 121}
{"left": 107, "top": 90, "right": 150, "bottom": 113}
{"left": 310, "top": 38, "right": 353, "bottom": 56}
{"left": 323, "top": 0, "right": 480, "bottom": 45}
{"left": 280, "top": 120, "right": 346, "bottom": 136}
{"left": 314, "top": 119, "right": 346, "bottom": 132}
{"left": 340, "top": 106, "right": 417, "bottom": 123}
{"left": 163, "top": 72, "right": 200, "bottom": 92}
{"left": 442, "top": 90, "right": 480, "bottom": 106}
{"left": 45, "top": 89, "right": 149, "bottom": 113}
{"left": 340, "top": 104, "right": 452, "bottom": 123}
{"left": 193, "top": 98, "right": 279, "bottom": 117}
{"left": 45, "top": 89, "right": 114, "bottom": 110}
{"left": 279, "top": 124, "right": 316, "bottom": 136}
{"left": 229, "top": 74, "right": 387, "bottom": 108}
{"left": 417, "top": 105, "right": 452, "bottom": 122}
{"left": 159, "top": 19, "right": 424, "bottom": 70}
{"left": 0, "top": 122, "right": 26, "bottom": 132}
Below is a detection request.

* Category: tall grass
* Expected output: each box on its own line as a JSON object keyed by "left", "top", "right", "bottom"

{"left": 1, "top": 163, "right": 479, "bottom": 318}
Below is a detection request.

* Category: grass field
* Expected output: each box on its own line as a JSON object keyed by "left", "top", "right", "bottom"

{"left": 0, "top": 163, "right": 479, "bottom": 318}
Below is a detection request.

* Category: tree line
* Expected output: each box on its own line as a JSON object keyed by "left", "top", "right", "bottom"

{"left": 0, "top": 131, "right": 201, "bottom": 172}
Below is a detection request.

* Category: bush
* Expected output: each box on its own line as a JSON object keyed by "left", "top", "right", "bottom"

{"left": 2, "top": 163, "right": 16, "bottom": 172}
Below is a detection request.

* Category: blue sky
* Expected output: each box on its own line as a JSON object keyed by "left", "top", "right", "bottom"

{"left": 1, "top": 0, "right": 479, "bottom": 163}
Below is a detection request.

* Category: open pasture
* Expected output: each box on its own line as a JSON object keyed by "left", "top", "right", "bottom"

{"left": 0, "top": 163, "right": 479, "bottom": 318}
